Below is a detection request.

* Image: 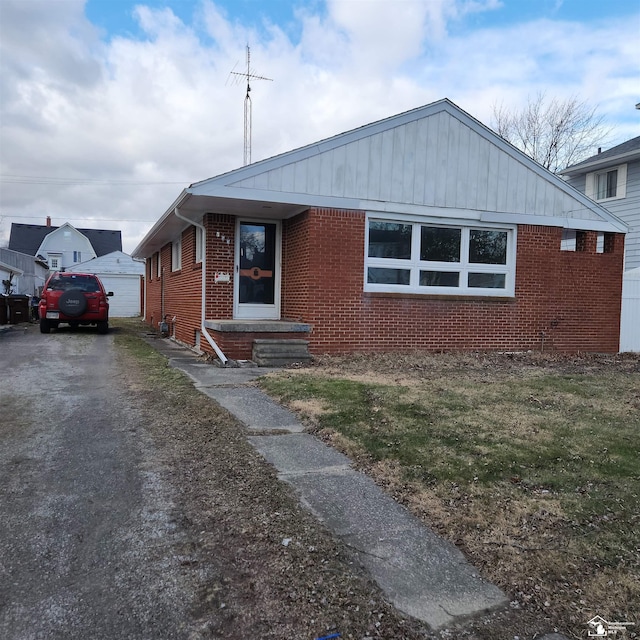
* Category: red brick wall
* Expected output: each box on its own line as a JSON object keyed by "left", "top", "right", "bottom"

{"left": 282, "top": 211, "right": 311, "bottom": 321}
{"left": 143, "top": 208, "right": 624, "bottom": 358}
{"left": 283, "top": 209, "right": 624, "bottom": 354}
{"left": 143, "top": 214, "right": 235, "bottom": 349}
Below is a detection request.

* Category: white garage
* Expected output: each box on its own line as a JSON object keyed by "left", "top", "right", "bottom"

{"left": 67, "top": 251, "right": 144, "bottom": 317}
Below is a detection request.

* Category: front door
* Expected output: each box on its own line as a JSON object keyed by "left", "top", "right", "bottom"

{"left": 234, "top": 220, "right": 280, "bottom": 319}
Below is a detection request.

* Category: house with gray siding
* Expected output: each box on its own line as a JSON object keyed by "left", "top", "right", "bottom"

{"left": 561, "top": 136, "right": 640, "bottom": 271}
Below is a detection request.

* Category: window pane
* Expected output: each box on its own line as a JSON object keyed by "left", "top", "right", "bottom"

{"left": 468, "top": 273, "right": 506, "bottom": 288}
{"left": 469, "top": 230, "right": 507, "bottom": 264}
{"left": 367, "top": 267, "right": 410, "bottom": 285}
{"left": 420, "top": 271, "right": 460, "bottom": 287}
{"left": 368, "top": 221, "right": 412, "bottom": 259}
{"left": 606, "top": 170, "right": 617, "bottom": 198}
{"left": 597, "top": 170, "right": 618, "bottom": 199}
{"left": 420, "top": 227, "right": 461, "bottom": 262}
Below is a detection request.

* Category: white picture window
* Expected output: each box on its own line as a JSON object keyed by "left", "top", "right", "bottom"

{"left": 365, "top": 216, "right": 516, "bottom": 296}
{"left": 172, "top": 237, "right": 182, "bottom": 271}
{"left": 586, "top": 164, "right": 627, "bottom": 202}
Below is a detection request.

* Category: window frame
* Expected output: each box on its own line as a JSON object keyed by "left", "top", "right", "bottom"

{"left": 195, "top": 226, "right": 203, "bottom": 264}
{"left": 364, "top": 214, "right": 516, "bottom": 297}
{"left": 171, "top": 236, "right": 182, "bottom": 271}
{"left": 49, "top": 254, "right": 61, "bottom": 270}
{"left": 586, "top": 164, "right": 627, "bottom": 202}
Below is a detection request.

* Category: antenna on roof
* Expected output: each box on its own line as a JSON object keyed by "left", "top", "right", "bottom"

{"left": 229, "top": 45, "right": 273, "bottom": 166}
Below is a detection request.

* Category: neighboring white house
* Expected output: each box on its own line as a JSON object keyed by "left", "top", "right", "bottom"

{"left": 8, "top": 219, "right": 123, "bottom": 272}
{"left": 35, "top": 222, "right": 97, "bottom": 271}
{"left": 67, "top": 251, "right": 145, "bottom": 317}
{"left": 561, "top": 136, "right": 640, "bottom": 271}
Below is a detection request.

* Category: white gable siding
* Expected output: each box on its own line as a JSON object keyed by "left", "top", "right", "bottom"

{"left": 38, "top": 225, "right": 96, "bottom": 269}
{"left": 229, "top": 111, "right": 604, "bottom": 224}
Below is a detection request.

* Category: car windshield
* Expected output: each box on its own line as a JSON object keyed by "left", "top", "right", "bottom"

{"left": 47, "top": 275, "right": 100, "bottom": 292}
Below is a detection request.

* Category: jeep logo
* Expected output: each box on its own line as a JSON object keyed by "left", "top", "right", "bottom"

{"left": 67, "top": 300, "right": 80, "bottom": 306}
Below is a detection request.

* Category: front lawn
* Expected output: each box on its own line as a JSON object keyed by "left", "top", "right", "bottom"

{"left": 259, "top": 352, "right": 640, "bottom": 638}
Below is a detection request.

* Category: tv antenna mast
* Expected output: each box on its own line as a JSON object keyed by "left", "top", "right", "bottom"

{"left": 229, "top": 45, "right": 273, "bottom": 165}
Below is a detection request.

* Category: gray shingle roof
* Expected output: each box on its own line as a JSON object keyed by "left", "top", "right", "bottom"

{"left": 8, "top": 223, "right": 122, "bottom": 257}
{"left": 562, "top": 136, "right": 640, "bottom": 173}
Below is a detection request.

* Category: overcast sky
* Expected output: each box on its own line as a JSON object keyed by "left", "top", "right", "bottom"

{"left": 1, "top": 0, "right": 639, "bottom": 254}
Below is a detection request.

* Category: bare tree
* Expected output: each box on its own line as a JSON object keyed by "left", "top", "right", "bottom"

{"left": 491, "top": 92, "right": 612, "bottom": 173}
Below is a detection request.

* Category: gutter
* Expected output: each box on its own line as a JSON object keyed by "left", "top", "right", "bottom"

{"left": 173, "top": 207, "right": 228, "bottom": 365}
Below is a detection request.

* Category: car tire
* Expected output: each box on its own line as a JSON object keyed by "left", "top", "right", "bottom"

{"left": 40, "top": 319, "right": 51, "bottom": 334}
{"left": 59, "top": 289, "right": 87, "bottom": 317}
{"left": 97, "top": 321, "right": 109, "bottom": 335}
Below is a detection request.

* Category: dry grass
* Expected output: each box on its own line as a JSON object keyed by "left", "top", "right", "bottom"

{"left": 260, "top": 351, "right": 640, "bottom": 639}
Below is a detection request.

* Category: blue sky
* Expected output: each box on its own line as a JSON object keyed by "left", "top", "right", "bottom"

{"left": 1, "top": 0, "right": 639, "bottom": 251}
{"left": 84, "top": 0, "right": 640, "bottom": 40}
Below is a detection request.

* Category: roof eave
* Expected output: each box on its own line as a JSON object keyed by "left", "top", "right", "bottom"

{"left": 560, "top": 149, "right": 640, "bottom": 176}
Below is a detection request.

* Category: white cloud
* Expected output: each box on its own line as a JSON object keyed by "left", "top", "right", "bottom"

{"left": 0, "top": 0, "right": 638, "bottom": 252}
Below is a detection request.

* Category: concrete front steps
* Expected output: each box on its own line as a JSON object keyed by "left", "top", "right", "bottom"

{"left": 252, "top": 338, "right": 312, "bottom": 367}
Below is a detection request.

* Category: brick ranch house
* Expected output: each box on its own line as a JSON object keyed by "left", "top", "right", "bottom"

{"left": 133, "top": 99, "right": 627, "bottom": 364}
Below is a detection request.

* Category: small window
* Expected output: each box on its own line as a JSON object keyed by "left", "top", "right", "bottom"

{"left": 195, "top": 226, "right": 203, "bottom": 263}
{"left": 49, "top": 256, "right": 60, "bottom": 270}
{"left": 561, "top": 229, "right": 577, "bottom": 251}
{"left": 586, "top": 164, "right": 627, "bottom": 202}
{"left": 172, "top": 237, "right": 182, "bottom": 271}
{"left": 597, "top": 170, "right": 617, "bottom": 199}
{"left": 73, "top": 251, "right": 81, "bottom": 263}
{"left": 156, "top": 252, "right": 161, "bottom": 278}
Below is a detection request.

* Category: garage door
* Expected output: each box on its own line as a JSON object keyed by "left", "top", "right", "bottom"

{"left": 98, "top": 275, "right": 141, "bottom": 318}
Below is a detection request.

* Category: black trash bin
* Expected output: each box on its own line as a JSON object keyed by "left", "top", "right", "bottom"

{"left": 7, "top": 295, "right": 29, "bottom": 324}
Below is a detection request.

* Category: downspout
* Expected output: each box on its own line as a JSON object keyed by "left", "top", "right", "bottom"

{"left": 174, "top": 207, "right": 228, "bottom": 365}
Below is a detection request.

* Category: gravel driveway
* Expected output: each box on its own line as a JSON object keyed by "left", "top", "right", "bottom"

{"left": 0, "top": 325, "right": 197, "bottom": 639}
{"left": 0, "top": 323, "right": 433, "bottom": 640}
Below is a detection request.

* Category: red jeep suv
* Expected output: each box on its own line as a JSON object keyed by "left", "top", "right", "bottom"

{"left": 39, "top": 272, "right": 113, "bottom": 334}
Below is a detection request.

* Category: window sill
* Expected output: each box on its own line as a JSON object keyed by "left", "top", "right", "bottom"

{"left": 364, "top": 291, "right": 516, "bottom": 302}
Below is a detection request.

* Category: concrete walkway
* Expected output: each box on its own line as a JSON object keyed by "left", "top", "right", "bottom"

{"left": 144, "top": 337, "right": 509, "bottom": 630}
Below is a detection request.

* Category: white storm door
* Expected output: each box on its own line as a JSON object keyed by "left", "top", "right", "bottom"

{"left": 234, "top": 220, "right": 281, "bottom": 319}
